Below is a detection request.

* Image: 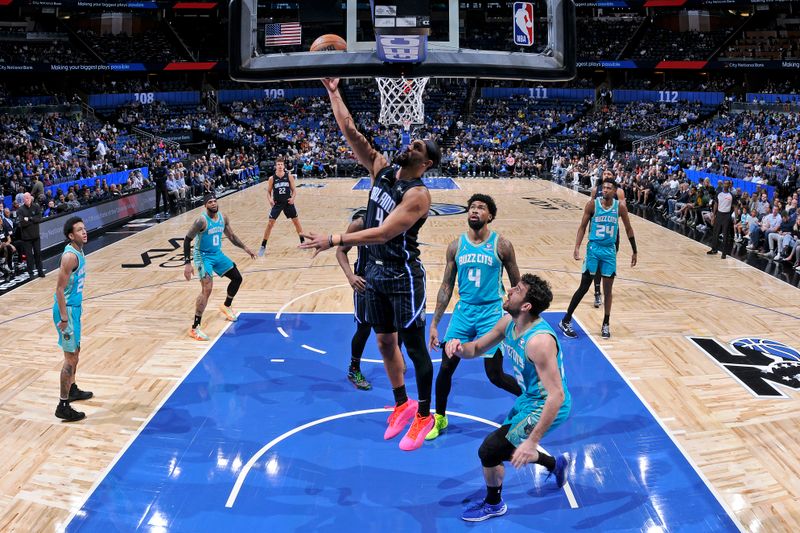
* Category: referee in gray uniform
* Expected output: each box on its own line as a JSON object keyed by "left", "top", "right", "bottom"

{"left": 707, "top": 180, "right": 734, "bottom": 259}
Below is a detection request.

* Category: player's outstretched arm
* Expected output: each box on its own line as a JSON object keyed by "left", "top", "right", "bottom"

{"left": 223, "top": 216, "right": 256, "bottom": 259}
{"left": 445, "top": 315, "right": 511, "bottom": 360}
{"left": 430, "top": 239, "right": 459, "bottom": 350}
{"left": 618, "top": 203, "right": 638, "bottom": 267}
{"left": 573, "top": 200, "right": 594, "bottom": 261}
{"left": 322, "top": 78, "right": 388, "bottom": 180}
{"left": 183, "top": 217, "right": 207, "bottom": 280}
{"left": 335, "top": 218, "right": 366, "bottom": 293}
{"left": 510, "top": 333, "right": 565, "bottom": 468}
{"left": 300, "top": 187, "right": 431, "bottom": 256}
{"left": 498, "top": 235, "right": 521, "bottom": 287}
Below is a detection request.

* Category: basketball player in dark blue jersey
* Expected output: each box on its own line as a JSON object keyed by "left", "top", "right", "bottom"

{"left": 259, "top": 157, "right": 304, "bottom": 256}
{"left": 302, "top": 77, "right": 440, "bottom": 451}
{"left": 335, "top": 215, "right": 373, "bottom": 391}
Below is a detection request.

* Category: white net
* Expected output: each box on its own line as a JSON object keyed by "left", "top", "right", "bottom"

{"left": 376, "top": 77, "right": 429, "bottom": 128}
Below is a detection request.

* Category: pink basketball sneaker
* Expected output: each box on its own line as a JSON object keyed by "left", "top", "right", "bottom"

{"left": 384, "top": 399, "right": 418, "bottom": 440}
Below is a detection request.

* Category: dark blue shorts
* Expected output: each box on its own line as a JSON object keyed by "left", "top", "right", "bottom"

{"left": 364, "top": 260, "right": 426, "bottom": 334}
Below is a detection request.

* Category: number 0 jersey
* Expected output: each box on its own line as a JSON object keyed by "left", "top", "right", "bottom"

{"left": 195, "top": 211, "right": 225, "bottom": 255}
{"left": 589, "top": 198, "right": 619, "bottom": 246}
{"left": 455, "top": 231, "right": 504, "bottom": 305}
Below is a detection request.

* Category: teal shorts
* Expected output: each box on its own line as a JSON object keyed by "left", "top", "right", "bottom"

{"left": 503, "top": 397, "right": 572, "bottom": 447}
{"left": 583, "top": 241, "right": 617, "bottom": 277}
{"left": 443, "top": 300, "right": 505, "bottom": 358}
{"left": 194, "top": 251, "right": 234, "bottom": 278}
{"left": 53, "top": 304, "right": 81, "bottom": 353}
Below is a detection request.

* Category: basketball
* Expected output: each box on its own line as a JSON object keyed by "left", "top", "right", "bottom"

{"left": 310, "top": 34, "right": 347, "bottom": 52}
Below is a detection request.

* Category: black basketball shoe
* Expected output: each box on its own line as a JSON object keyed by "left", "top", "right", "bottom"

{"left": 559, "top": 319, "right": 578, "bottom": 339}
{"left": 68, "top": 383, "right": 93, "bottom": 402}
{"left": 55, "top": 402, "right": 86, "bottom": 422}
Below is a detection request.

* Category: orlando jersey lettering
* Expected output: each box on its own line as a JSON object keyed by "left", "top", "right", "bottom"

{"left": 272, "top": 173, "right": 291, "bottom": 203}
{"left": 363, "top": 166, "right": 428, "bottom": 262}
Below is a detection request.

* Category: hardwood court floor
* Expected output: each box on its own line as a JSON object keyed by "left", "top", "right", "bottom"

{"left": 0, "top": 178, "right": 797, "bottom": 532}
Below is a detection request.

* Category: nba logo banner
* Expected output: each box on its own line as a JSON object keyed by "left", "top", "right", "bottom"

{"left": 513, "top": 2, "right": 534, "bottom": 47}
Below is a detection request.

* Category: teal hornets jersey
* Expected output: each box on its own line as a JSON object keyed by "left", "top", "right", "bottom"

{"left": 502, "top": 317, "right": 570, "bottom": 405}
{"left": 455, "top": 231, "right": 504, "bottom": 304}
{"left": 589, "top": 198, "right": 619, "bottom": 246}
{"left": 196, "top": 212, "right": 225, "bottom": 255}
{"left": 55, "top": 244, "right": 86, "bottom": 307}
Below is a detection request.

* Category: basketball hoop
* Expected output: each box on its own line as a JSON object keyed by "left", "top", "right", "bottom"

{"left": 376, "top": 77, "right": 429, "bottom": 128}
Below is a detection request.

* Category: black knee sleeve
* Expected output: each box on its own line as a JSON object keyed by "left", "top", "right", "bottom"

{"left": 434, "top": 350, "right": 461, "bottom": 414}
{"left": 351, "top": 322, "right": 372, "bottom": 359}
{"left": 224, "top": 265, "right": 243, "bottom": 297}
{"left": 479, "top": 425, "right": 516, "bottom": 468}
{"left": 398, "top": 325, "right": 433, "bottom": 402}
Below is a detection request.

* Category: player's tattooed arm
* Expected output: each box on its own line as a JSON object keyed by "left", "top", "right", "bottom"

{"left": 183, "top": 217, "right": 207, "bottom": 263}
{"left": 322, "top": 78, "right": 388, "bottom": 180}
{"left": 431, "top": 239, "right": 459, "bottom": 329}
{"left": 224, "top": 216, "right": 256, "bottom": 259}
{"left": 497, "top": 236, "right": 521, "bottom": 287}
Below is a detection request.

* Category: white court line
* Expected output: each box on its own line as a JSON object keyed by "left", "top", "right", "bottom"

{"left": 58, "top": 322, "right": 235, "bottom": 533}
{"left": 270, "top": 359, "right": 285, "bottom": 363}
{"left": 275, "top": 284, "right": 350, "bottom": 320}
{"left": 224, "top": 408, "right": 578, "bottom": 510}
{"left": 572, "top": 316, "right": 745, "bottom": 532}
{"left": 301, "top": 344, "right": 326, "bottom": 355}
{"left": 277, "top": 327, "right": 289, "bottom": 338}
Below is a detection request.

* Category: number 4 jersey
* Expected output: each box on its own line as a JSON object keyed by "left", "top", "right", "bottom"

{"left": 363, "top": 166, "right": 427, "bottom": 263}
{"left": 456, "top": 231, "right": 504, "bottom": 305}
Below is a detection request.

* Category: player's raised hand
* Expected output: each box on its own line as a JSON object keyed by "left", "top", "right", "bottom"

{"left": 444, "top": 339, "right": 462, "bottom": 358}
{"left": 321, "top": 78, "right": 340, "bottom": 93}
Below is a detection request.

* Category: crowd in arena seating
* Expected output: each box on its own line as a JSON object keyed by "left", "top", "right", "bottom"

{"left": 629, "top": 25, "right": 733, "bottom": 61}
{"left": 0, "top": 40, "right": 92, "bottom": 64}
{"left": 77, "top": 29, "right": 187, "bottom": 63}
{"left": 577, "top": 17, "right": 642, "bottom": 60}
{"left": 80, "top": 78, "right": 194, "bottom": 94}
{"left": 722, "top": 16, "right": 800, "bottom": 61}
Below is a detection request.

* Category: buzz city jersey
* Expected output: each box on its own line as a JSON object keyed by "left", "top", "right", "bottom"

{"left": 195, "top": 211, "right": 225, "bottom": 255}
{"left": 54, "top": 244, "right": 86, "bottom": 307}
{"left": 272, "top": 172, "right": 291, "bottom": 203}
{"left": 588, "top": 198, "right": 619, "bottom": 246}
{"left": 502, "top": 317, "right": 570, "bottom": 408}
{"left": 364, "top": 166, "right": 427, "bottom": 263}
{"left": 456, "top": 231, "right": 504, "bottom": 305}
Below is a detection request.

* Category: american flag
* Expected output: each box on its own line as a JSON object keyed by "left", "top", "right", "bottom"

{"left": 264, "top": 22, "right": 302, "bottom": 46}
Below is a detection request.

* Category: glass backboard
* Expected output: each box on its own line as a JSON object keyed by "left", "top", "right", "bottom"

{"left": 229, "top": 0, "right": 576, "bottom": 82}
